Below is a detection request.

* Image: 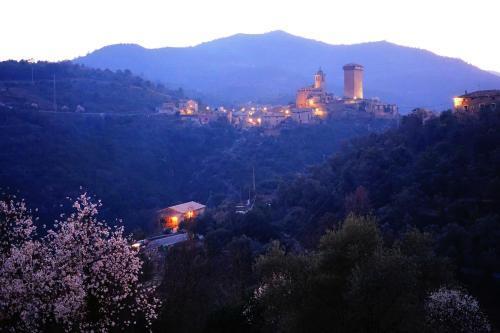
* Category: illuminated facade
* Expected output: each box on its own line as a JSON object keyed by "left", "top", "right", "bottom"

{"left": 178, "top": 99, "right": 199, "bottom": 115}
{"left": 343, "top": 64, "right": 364, "bottom": 99}
{"left": 295, "top": 69, "right": 332, "bottom": 115}
{"left": 158, "top": 201, "right": 206, "bottom": 232}
{"left": 294, "top": 65, "right": 398, "bottom": 119}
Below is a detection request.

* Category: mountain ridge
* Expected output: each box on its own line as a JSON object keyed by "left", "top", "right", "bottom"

{"left": 75, "top": 31, "right": 500, "bottom": 112}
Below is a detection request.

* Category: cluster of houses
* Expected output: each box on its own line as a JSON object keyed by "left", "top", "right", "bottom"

{"left": 157, "top": 63, "right": 400, "bottom": 128}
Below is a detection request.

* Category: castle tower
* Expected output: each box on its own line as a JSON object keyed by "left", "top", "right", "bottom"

{"left": 343, "top": 64, "right": 364, "bottom": 99}
{"left": 314, "top": 68, "right": 325, "bottom": 89}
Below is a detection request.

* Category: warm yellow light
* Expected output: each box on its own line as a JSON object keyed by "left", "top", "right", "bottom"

{"left": 186, "top": 211, "right": 194, "bottom": 218}
{"left": 131, "top": 242, "right": 141, "bottom": 249}
{"left": 314, "top": 108, "right": 326, "bottom": 117}
{"left": 453, "top": 97, "right": 464, "bottom": 108}
{"left": 170, "top": 216, "right": 178, "bottom": 226}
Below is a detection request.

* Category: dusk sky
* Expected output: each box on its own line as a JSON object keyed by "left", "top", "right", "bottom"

{"left": 2, "top": 0, "right": 499, "bottom": 72}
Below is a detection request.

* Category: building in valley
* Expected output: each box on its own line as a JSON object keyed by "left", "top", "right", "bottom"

{"left": 158, "top": 201, "right": 206, "bottom": 232}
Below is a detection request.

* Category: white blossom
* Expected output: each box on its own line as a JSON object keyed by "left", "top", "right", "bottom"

{"left": 425, "top": 287, "right": 491, "bottom": 333}
{"left": 0, "top": 193, "right": 159, "bottom": 332}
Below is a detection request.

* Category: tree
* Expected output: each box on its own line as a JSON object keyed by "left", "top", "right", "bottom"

{"left": 0, "top": 197, "right": 36, "bottom": 254}
{"left": 344, "top": 185, "right": 371, "bottom": 216}
{"left": 425, "top": 287, "right": 491, "bottom": 333}
{"left": 0, "top": 193, "right": 159, "bottom": 332}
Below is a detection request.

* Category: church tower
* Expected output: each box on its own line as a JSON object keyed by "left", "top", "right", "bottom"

{"left": 314, "top": 68, "right": 325, "bottom": 89}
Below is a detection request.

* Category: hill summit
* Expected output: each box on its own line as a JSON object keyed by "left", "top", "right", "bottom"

{"left": 76, "top": 31, "right": 500, "bottom": 112}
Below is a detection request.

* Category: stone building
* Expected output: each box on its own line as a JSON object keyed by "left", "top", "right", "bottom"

{"left": 453, "top": 90, "right": 500, "bottom": 112}
{"left": 294, "top": 64, "right": 398, "bottom": 119}
{"left": 295, "top": 69, "right": 333, "bottom": 115}
{"left": 343, "top": 63, "right": 364, "bottom": 99}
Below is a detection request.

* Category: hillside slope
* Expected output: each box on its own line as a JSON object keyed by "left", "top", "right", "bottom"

{"left": 0, "top": 60, "right": 182, "bottom": 113}
{"left": 76, "top": 31, "right": 500, "bottom": 112}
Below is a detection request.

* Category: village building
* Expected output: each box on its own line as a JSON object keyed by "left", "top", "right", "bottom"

{"left": 291, "top": 108, "right": 315, "bottom": 124}
{"left": 178, "top": 99, "right": 199, "bottom": 115}
{"left": 453, "top": 90, "right": 500, "bottom": 112}
{"left": 343, "top": 63, "right": 364, "bottom": 99}
{"left": 295, "top": 68, "right": 334, "bottom": 117}
{"left": 294, "top": 65, "right": 399, "bottom": 119}
{"left": 157, "top": 201, "right": 206, "bottom": 232}
{"left": 157, "top": 101, "right": 178, "bottom": 115}
{"left": 261, "top": 110, "right": 287, "bottom": 127}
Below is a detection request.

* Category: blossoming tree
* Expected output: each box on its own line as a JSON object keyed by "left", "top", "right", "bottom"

{"left": 0, "top": 193, "right": 159, "bottom": 332}
{"left": 425, "top": 287, "right": 491, "bottom": 333}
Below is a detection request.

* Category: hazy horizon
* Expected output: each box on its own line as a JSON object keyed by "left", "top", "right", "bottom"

{"left": 1, "top": 0, "right": 499, "bottom": 72}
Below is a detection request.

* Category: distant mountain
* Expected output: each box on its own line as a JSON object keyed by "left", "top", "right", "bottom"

{"left": 0, "top": 60, "right": 182, "bottom": 113}
{"left": 489, "top": 70, "right": 500, "bottom": 77}
{"left": 75, "top": 30, "right": 500, "bottom": 112}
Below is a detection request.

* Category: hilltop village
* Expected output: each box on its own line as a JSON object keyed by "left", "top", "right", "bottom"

{"left": 157, "top": 63, "right": 399, "bottom": 127}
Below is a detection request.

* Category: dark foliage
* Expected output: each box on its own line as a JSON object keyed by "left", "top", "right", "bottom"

{"left": 0, "top": 107, "right": 392, "bottom": 231}
{"left": 0, "top": 60, "right": 182, "bottom": 113}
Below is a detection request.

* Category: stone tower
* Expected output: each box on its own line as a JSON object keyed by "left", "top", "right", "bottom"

{"left": 343, "top": 64, "right": 364, "bottom": 99}
{"left": 314, "top": 68, "right": 325, "bottom": 89}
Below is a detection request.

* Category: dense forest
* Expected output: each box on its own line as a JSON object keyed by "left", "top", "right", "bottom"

{"left": 179, "top": 108, "right": 499, "bottom": 332}
{"left": 3, "top": 108, "right": 498, "bottom": 332}
{"left": 0, "top": 108, "right": 394, "bottom": 231}
{"left": 0, "top": 60, "right": 182, "bottom": 113}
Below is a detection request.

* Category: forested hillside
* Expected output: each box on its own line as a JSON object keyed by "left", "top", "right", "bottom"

{"left": 0, "top": 109, "right": 394, "bottom": 231}
{"left": 1, "top": 107, "right": 499, "bottom": 332}
{"left": 0, "top": 60, "right": 182, "bottom": 113}
{"left": 184, "top": 109, "right": 500, "bottom": 331}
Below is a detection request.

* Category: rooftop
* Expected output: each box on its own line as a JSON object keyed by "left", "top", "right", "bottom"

{"left": 159, "top": 201, "right": 206, "bottom": 214}
{"left": 459, "top": 90, "right": 500, "bottom": 98}
{"left": 343, "top": 63, "right": 364, "bottom": 70}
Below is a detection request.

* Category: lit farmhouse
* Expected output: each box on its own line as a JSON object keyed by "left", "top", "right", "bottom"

{"left": 157, "top": 201, "right": 206, "bottom": 232}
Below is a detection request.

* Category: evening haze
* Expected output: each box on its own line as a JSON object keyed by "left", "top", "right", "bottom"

{"left": 1, "top": 0, "right": 499, "bottom": 71}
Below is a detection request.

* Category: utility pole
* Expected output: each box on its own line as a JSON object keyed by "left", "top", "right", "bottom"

{"left": 27, "top": 58, "right": 34, "bottom": 85}
{"left": 53, "top": 74, "right": 57, "bottom": 111}
{"left": 252, "top": 166, "right": 256, "bottom": 195}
